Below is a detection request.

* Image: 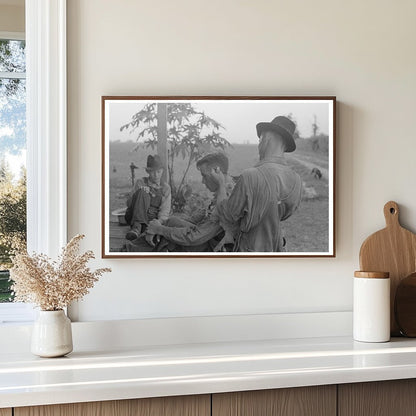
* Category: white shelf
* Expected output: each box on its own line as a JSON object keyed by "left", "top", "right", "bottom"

{"left": 2, "top": 336, "right": 416, "bottom": 408}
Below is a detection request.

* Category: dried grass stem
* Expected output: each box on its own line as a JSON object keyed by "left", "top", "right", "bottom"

{"left": 10, "top": 234, "right": 111, "bottom": 310}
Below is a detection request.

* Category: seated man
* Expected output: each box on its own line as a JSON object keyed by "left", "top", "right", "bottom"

{"left": 125, "top": 154, "right": 171, "bottom": 252}
{"left": 146, "top": 152, "right": 233, "bottom": 252}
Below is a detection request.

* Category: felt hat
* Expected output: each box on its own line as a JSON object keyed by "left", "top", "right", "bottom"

{"left": 256, "top": 116, "right": 297, "bottom": 153}
{"left": 146, "top": 154, "right": 163, "bottom": 171}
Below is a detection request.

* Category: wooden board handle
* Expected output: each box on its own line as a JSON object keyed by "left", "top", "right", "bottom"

{"left": 384, "top": 201, "right": 400, "bottom": 228}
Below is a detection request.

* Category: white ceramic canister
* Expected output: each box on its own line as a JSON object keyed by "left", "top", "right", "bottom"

{"left": 353, "top": 271, "right": 390, "bottom": 343}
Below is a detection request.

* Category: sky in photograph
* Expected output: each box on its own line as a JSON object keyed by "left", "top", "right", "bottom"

{"left": 108, "top": 100, "right": 332, "bottom": 145}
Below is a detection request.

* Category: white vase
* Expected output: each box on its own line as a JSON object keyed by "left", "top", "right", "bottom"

{"left": 31, "top": 310, "right": 73, "bottom": 357}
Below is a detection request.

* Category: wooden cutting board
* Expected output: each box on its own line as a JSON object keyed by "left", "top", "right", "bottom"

{"left": 359, "top": 201, "right": 416, "bottom": 335}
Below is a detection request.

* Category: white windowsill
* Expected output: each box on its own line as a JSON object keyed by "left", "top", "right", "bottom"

{"left": 0, "top": 303, "right": 36, "bottom": 325}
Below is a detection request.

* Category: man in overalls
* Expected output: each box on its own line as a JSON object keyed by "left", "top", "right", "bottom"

{"left": 125, "top": 154, "right": 171, "bottom": 251}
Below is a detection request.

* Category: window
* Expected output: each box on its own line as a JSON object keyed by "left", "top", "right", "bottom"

{"left": 0, "top": 0, "right": 67, "bottom": 324}
{"left": 0, "top": 34, "right": 26, "bottom": 307}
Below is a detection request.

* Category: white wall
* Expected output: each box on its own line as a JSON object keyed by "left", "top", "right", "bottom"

{"left": 67, "top": 0, "right": 416, "bottom": 322}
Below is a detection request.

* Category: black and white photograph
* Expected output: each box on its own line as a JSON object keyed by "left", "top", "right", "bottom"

{"left": 102, "top": 97, "right": 335, "bottom": 257}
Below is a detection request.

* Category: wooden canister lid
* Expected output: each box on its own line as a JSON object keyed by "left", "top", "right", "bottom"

{"left": 354, "top": 271, "right": 390, "bottom": 279}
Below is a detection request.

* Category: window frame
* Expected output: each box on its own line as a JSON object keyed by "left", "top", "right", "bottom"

{"left": 26, "top": 0, "right": 67, "bottom": 257}
{"left": 0, "top": 0, "right": 67, "bottom": 323}
{"left": 0, "top": 31, "right": 25, "bottom": 41}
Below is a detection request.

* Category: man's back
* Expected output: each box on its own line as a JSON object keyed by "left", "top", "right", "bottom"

{"left": 219, "top": 157, "right": 302, "bottom": 252}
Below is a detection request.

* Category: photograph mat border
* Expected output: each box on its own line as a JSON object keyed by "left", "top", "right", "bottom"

{"left": 327, "top": 101, "right": 335, "bottom": 255}
{"left": 102, "top": 96, "right": 336, "bottom": 258}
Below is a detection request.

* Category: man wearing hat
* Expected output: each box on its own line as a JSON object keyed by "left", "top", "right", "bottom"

{"left": 214, "top": 116, "right": 302, "bottom": 252}
{"left": 125, "top": 154, "right": 171, "bottom": 246}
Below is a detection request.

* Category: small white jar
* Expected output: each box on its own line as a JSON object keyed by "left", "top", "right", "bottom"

{"left": 353, "top": 271, "right": 390, "bottom": 343}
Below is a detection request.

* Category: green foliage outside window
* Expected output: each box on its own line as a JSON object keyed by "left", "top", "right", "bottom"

{"left": 0, "top": 38, "right": 27, "bottom": 302}
{"left": 0, "top": 162, "right": 26, "bottom": 302}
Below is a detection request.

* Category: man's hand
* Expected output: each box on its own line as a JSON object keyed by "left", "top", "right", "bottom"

{"left": 210, "top": 167, "right": 226, "bottom": 187}
{"left": 139, "top": 185, "right": 150, "bottom": 193}
{"left": 146, "top": 220, "right": 163, "bottom": 247}
{"left": 210, "top": 167, "right": 227, "bottom": 203}
{"left": 213, "top": 230, "right": 235, "bottom": 252}
{"left": 145, "top": 233, "right": 160, "bottom": 247}
{"left": 147, "top": 219, "right": 163, "bottom": 236}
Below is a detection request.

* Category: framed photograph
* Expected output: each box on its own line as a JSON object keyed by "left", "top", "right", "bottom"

{"left": 102, "top": 96, "right": 336, "bottom": 258}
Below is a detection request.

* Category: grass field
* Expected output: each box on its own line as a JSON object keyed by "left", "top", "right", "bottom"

{"left": 109, "top": 138, "right": 330, "bottom": 252}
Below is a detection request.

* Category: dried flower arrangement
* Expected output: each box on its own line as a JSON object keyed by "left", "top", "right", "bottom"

{"left": 10, "top": 234, "right": 111, "bottom": 311}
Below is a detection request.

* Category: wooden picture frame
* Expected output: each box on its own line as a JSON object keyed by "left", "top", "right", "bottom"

{"left": 102, "top": 96, "right": 336, "bottom": 258}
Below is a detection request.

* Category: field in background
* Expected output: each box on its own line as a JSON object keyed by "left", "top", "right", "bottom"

{"left": 109, "top": 138, "right": 330, "bottom": 252}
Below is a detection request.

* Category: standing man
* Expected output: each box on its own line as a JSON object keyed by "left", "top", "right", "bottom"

{"left": 215, "top": 116, "right": 302, "bottom": 252}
